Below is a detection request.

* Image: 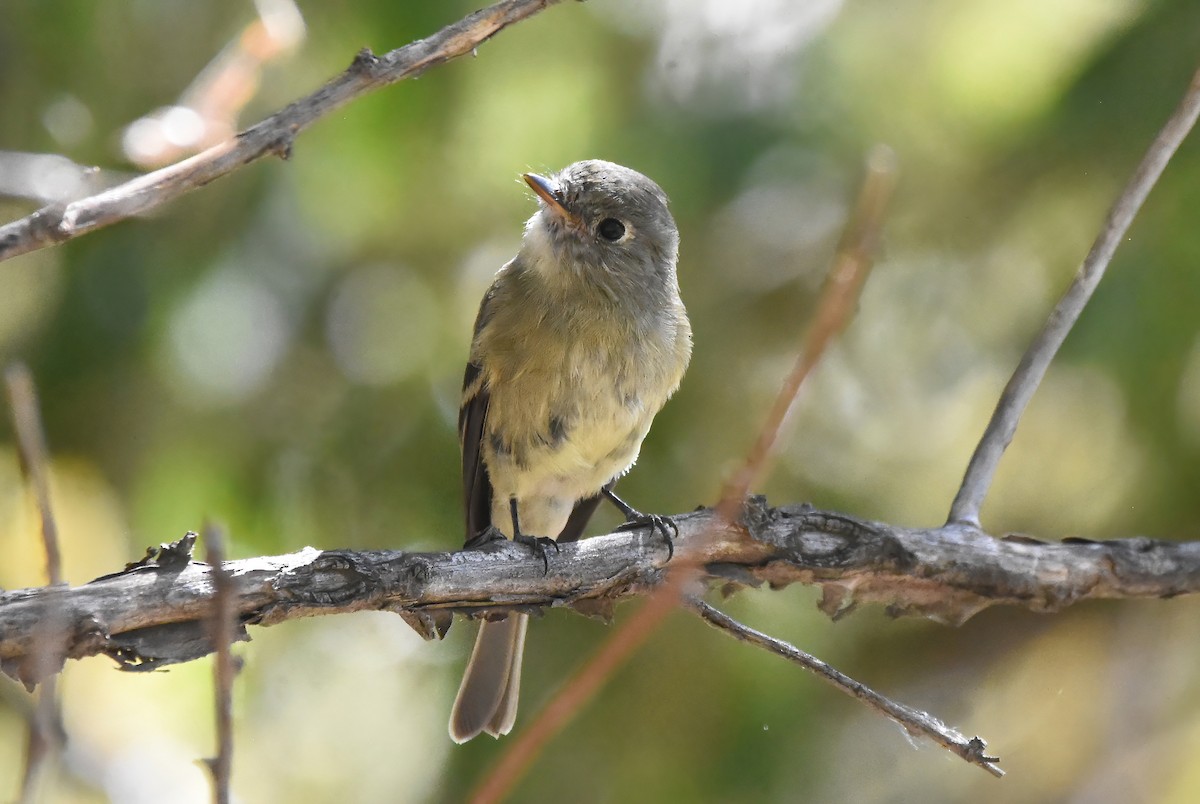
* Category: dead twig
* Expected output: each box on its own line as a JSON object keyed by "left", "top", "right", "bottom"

{"left": 5, "top": 365, "right": 62, "bottom": 587}
{"left": 5, "top": 364, "right": 67, "bottom": 803}
{"left": 0, "top": 0, "right": 563, "bottom": 263}
{"left": 948, "top": 63, "right": 1200, "bottom": 527}
{"left": 686, "top": 597, "right": 1003, "bottom": 778}
{"left": 201, "top": 525, "right": 238, "bottom": 804}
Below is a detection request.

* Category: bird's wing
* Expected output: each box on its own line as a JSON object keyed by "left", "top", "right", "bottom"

{"left": 459, "top": 262, "right": 612, "bottom": 547}
{"left": 460, "top": 360, "right": 492, "bottom": 548}
{"left": 460, "top": 286, "right": 497, "bottom": 549}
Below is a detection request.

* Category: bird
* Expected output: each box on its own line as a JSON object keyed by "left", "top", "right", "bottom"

{"left": 448, "top": 159, "right": 691, "bottom": 743}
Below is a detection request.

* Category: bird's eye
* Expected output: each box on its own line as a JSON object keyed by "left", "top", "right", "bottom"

{"left": 597, "top": 218, "right": 626, "bottom": 242}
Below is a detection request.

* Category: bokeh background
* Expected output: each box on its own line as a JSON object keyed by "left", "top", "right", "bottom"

{"left": 3, "top": 0, "right": 1200, "bottom": 801}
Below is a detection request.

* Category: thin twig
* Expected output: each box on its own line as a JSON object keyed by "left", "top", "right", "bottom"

{"left": 5, "top": 365, "right": 63, "bottom": 587}
{"left": 473, "top": 147, "right": 898, "bottom": 802}
{"left": 687, "top": 597, "right": 1004, "bottom": 778}
{"left": 947, "top": 64, "right": 1200, "bottom": 527}
{"left": 718, "top": 143, "right": 897, "bottom": 522}
{"left": 6, "top": 364, "right": 68, "bottom": 804}
{"left": 0, "top": 0, "right": 563, "bottom": 263}
{"left": 202, "top": 524, "right": 237, "bottom": 804}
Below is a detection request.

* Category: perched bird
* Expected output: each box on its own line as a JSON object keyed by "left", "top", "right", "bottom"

{"left": 449, "top": 159, "right": 691, "bottom": 743}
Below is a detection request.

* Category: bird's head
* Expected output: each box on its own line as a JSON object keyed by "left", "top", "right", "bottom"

{"left": 521, "top": 160, "right": 679, "bottom": 289}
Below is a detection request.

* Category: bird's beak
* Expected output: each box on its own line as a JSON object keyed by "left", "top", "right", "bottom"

{"left": 523, "top": 173, "right": 581, "bottom": 227}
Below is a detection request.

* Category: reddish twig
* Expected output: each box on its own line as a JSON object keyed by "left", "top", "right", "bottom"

{"left": 718, "top": 144, "right": 898, "bottom": 521}
{"left": 123, "top": 0, "right": 306, "bottom": 168}
{"left": 469, "top": 572, "right": 698, "bottom": 804}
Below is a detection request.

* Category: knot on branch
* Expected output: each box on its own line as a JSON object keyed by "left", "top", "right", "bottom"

{"left": 777, "top": 508, "right": 917, "bottom": 574}
{"left": 270, "top": 549, "right": 437, "bottom": 611}
{"left": 31, "top": 205, "right": 70, "bottom": 244}
{"left": 273, "top": 551, "right": 376, "bottom": 606}
{"left": 736, "top": 494, "right": 775, "bottom": 532}
{"left": 350, "top": 47, "right": 380, "bottom": 72}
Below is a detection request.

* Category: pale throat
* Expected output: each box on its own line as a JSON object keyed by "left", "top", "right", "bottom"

{"left": 521, "top": 210, "right": 575, "bottom": 281}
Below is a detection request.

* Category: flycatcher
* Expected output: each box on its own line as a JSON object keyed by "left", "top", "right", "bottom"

{"left": 449, "top": 159, "right": 691, "bottom": 743}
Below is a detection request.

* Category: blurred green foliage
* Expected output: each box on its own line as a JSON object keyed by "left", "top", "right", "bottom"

{"left": 4, "top": 0, "right": 1200, "bottom": 801}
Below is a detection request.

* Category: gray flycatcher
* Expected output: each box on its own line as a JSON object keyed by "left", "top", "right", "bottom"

{"left": 448, "top": 159, "right": 692, "bottom": 743}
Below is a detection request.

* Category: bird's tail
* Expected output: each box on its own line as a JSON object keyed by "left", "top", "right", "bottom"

{"left": 448, "top": 613, "right": 528, "bottom": 743}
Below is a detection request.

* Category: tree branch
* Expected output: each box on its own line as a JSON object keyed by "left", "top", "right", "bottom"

{"left": 947, "top": 63, "right": 1200, "bottom": 527}
{"left": 0, "top": 0, "right": 563, "bottom": 263}
{"left": 3, "top": 499, "right": 1197, "bottom": 689}
{"left": 686, "top": 598, "right": 1003, "bottom": 777}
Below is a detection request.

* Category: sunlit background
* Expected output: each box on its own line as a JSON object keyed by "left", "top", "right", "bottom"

{"left": 3, "top": 0, "right": 1200, "bottom": 801}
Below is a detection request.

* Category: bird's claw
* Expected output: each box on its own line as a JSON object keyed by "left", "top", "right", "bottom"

{"left": 463, "top": 525, "right": 508, "bottom": 551}
{"left": 616, "top": 512, "right": 677, "bottom": 561}
{"left": 513, "top": 533, "right": 559, "bottom": 573}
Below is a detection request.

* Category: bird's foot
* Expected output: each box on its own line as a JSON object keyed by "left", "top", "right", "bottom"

{"left": 512, "top": 533, "right": 559, "bottom": 573}
{"left": 615, "top": 511, "right": 677, "bottom": 561}
{"left": 463, "top": 525, "right": 508, "bottom": 551}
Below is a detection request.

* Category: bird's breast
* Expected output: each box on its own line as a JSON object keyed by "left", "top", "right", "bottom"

{"left": 481, "top": 324, "right": 676, "bottom": 502}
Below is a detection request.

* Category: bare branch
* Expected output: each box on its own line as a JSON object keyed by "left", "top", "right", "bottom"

{"left": 3, "top": 502, "right": 1198, "bottom": 689}
{"left": 0, "top": 0, "right": 563, "bottom": 263}
{"left": 202, "top": 525, "right": 237, "bottom": 804}
{"left": 948, "top": 63, "right": 1200, "bottom": 527}
{"left": 686, "top": 597, "right": 1003, "bottom": 778}
{"left": 5, "top": 364, "right": 63, "bottom": 587}
{"left": 5, "top": 364, "right": 67, "bottom": 803}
